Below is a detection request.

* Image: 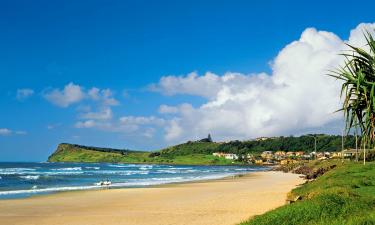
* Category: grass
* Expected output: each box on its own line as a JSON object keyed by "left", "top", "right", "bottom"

{"left": 240, "top": 161, "right": 375, "bottom": 225}
{"left": 48, "top": 143, "right": 237, "bottom": 165}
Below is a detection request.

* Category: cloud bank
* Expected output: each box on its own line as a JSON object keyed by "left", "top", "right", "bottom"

{"left": 151, "top": 23, "right": 375, "bottom": 143}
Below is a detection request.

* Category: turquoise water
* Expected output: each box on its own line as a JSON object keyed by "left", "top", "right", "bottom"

{"left": 0, "top": 162, "right": 268, "bottom": 199}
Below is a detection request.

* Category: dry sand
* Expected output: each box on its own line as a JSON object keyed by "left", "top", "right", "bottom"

{"left": 0, "top": 171, "right": 303, "bottom": 225}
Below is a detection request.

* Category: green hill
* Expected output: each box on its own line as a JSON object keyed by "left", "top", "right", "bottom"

{"left": 47, "top": 134, "right": 357, "bottom": 164}
{"left": 47, "top": 143, "right": 235, "bottom": 165}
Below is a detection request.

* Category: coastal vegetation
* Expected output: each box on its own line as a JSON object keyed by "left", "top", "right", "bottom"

{"left": 47, "top": 134, "right": 357, "bottom": 164}
{"left": 240, "top": 161, "right": 375, "bottom": 225}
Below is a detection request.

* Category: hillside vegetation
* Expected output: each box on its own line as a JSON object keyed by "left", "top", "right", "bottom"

{"left": 48, "top": 134, "right": 356, "bottom": 164}
{"left": 47, "top": 143, "right": 235, "bottom": 165}
{"left": 157, "top": 134, "right": 356, "bottom": 157}
{"left": 240, "top": 161, "right": 375, "bottom": 225}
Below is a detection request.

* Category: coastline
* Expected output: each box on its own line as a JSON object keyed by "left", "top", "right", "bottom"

{"left": 0, "top": 171, "right": 303, "bottom": 225}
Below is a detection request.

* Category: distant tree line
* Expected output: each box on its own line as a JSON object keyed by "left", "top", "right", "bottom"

{"left": 156, "top": 134, "right": 357, "bottom": 157}
{"left": 217, "top": 134, "right": 356, "bottom": 154}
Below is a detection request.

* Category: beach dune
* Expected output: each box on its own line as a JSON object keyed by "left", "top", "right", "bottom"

{"left": 0, "top": 171, "right": 303, "bottom": 225}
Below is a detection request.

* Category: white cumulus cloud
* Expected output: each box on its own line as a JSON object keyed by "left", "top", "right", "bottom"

{"left": 158, "top": 105, "right": 179, "bottom": 114}
{"left": 88, "top": 88, "right": 119, "bottom": 106}
{"left": 75, "top": 120, "right": 96, "bottom": 128}
{"left": 151, "top": 23, "right": 375, "bottom": 143}
{"left": 44, "top": 83, "right": 85, "bottom": 107}
{"left": 80, "top": 108, "right": 113, "bottom": 120}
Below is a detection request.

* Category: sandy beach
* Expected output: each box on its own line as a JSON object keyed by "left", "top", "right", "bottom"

{"left": 0, "top": 171, "right": 303, "bottom": 225}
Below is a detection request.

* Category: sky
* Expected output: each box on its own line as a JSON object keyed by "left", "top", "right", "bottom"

{"left": 1, "top": 0, "right": 375, "bottom": 161}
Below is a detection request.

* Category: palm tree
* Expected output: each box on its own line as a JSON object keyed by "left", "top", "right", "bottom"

{"left": 330, "top": 30, "right": 375, "bottom": 165}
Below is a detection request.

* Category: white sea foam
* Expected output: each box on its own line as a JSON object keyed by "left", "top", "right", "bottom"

{"left": 0, "top": 168, "right": 36, "bottom": 175}
{"left": 19, "top": 175, "right": 40, "bottom": 180}
{"left": 155, "top": 169, "right": 179, "bottom": 174}
{"left": 171, "top": 167, "right": 193, "bottom": 170}
{"left": 43, "top": 171, "right": 84, "bottom": 175}
{"left": 91, "top": 170, "right": 149, "bottom": 175}
{"left": 51, "top": 167, "right": 82, "bottom": 171}
{"left": 0, "top": 185, "right": 100, "bottom": 196}
{"left": 139, "top": 165, "right": 153, "bottom": 170}
{"left": 85, "top": 167, "right": 100, "bottom": 170}
{"left": 108, "top": 164, "right": 137, "bottom": 168}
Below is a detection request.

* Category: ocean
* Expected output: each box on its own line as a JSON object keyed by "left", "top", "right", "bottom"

{"left": 0, "top": 162, "right": 268, "bottom": 199}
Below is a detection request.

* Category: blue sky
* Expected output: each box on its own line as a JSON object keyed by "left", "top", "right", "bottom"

{"left": 1, "top": 0, "right": 375, "bottom": 161}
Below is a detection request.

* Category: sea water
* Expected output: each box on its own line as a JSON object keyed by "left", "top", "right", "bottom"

{"left": 0, "top": 162, "right": 268, "bottom": 199}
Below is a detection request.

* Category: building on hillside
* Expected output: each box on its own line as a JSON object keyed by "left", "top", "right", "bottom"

{"left": 295, "top": 151, "right": 305, "bottom": 157}
{"left": 256, "top": 137, "right": 269, "bottom": 141}
{"left": 342, "top": 149, "right": 365, "bottom": 158}
{"left": 212, "top": 152, "right": 224, "bottom": 157}
{"left": 246, "top": 154, "right": 254, "bottom": 159}
{"left": 280, "top": 159, "right": 298, "bottom": 165}
{"left": 224, "top": 153, "right": 239, "bottom": 160}
{"left": 286, "top": 152, "right": 295, "bottom": 157}
{"left": 302, "top": 154, "right": 312, "bottom": 160}
{"left": 275, "top": 151, "right": 286, "bottom": 156}
{"left": 212, "top": 152, "right": 239, "bottom": 160}
{"left": 261, "top": 151, "right": 273, "bottom": 159}
{"left": 331, "top": 152, "right": 342, "bottom": 158}
{"left": 263, "top": 159, "right": 275, "bottom": 165}
{"left": 254, "top": 159, "right": 263, "bottom": 164}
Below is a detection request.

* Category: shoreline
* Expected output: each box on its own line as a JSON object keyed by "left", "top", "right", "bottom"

{"left": 0, "top": 171, "right": 254, "bottom": 201}
{"left": 0, "top": 171, "right": 303, "bottom": 225}
{"left": 45, "top": 160, "right": 256, "bottom": 167}
{"left": 0, "top": 167, "right": 270, "bottom": 200}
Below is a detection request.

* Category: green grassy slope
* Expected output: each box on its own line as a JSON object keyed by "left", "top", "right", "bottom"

{"left": 48, "top": 134, "right": 358, "bottom": 165}
{"left": 240, "top": 161, "right": 375, "bottom": 225}
{"left": 47, "top": 143, "right": 236, "bottom": 165}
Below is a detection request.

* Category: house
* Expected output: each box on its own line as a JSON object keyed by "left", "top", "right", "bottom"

{"left": 331, "top": 152, "right": 342, "bottom": 158}
{"left": 246, "top": 154, "right": 254, "bottom": 160}
{"left": 256, "top": 137, "right": 269, "bottom": 141}
{"left": 342, "top": 149, "right": 363, "bottom": 158}
{"left": 316, "top": 152, "right": 324, "bottom": 158}
{"left": 302, "top": 154, "right": 312, "bottom": 160}
{"left": 261, "top": 151, "right": 274, "bottom": 159}
{"left": 254, "top": 159, "right": 263, "bottom": 164}
{"left": 263, "top": 159, "right": 275, "bottom": 165}
{"left": 286, "top": 152, "right": 295, "bottom": 157}
{"left": 295, "top": 151, "right": 305, "bottom": 157}
{"left": 280, "top": 159, "right": 298, "bottom": 165}
{"left": 212, "top": 152, "right": 239, "bottom": 160}
{"left": 212, "top": 152, "right": 225, "bottom": 157}
{"left": 224, "top": 153, "right": 239, "bottom": 160}
{"left": 275, "top": 151, "right": 286, "bottom": 156}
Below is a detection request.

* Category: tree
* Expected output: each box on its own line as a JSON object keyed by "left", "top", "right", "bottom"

{"left": 330, "top": 30, "right": 375, "bottom": 165}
